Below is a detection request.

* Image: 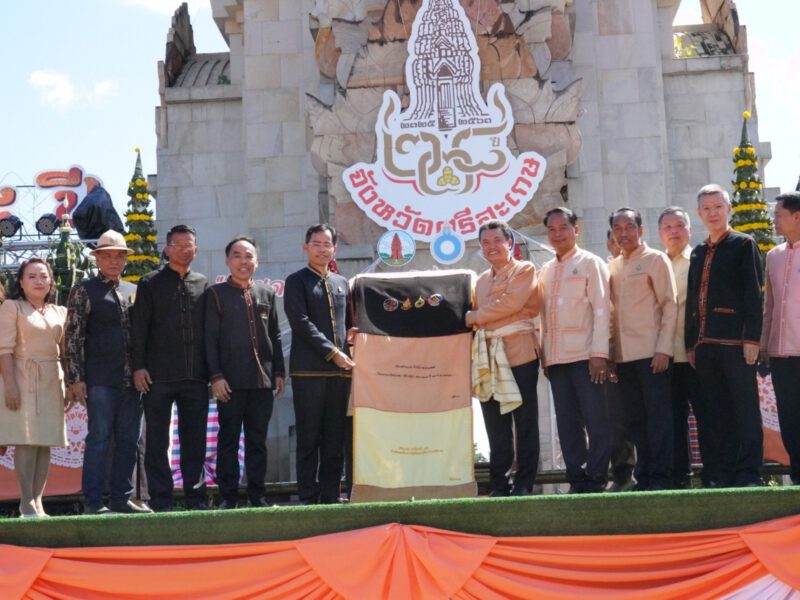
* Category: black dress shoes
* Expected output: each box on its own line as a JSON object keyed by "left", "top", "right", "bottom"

{"left": 83, "top": 503, "right": 111, "bottom": 515}
{"left": 250, "top": 497, "right": 273, "bottom": 508}
{"left": 108, "top": 499, "right": 154, "bottom": 514}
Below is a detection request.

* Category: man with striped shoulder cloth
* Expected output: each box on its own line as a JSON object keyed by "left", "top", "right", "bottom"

{"left": 466, "top": 220, "right": 541, "bottom": 497}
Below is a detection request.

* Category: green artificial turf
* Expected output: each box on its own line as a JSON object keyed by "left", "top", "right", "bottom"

{"left": 1, "top": 487, "right": 799, "bottom": 548}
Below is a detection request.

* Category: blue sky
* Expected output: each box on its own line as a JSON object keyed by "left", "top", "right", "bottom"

{"left": 1, "top": 1, "right": 798, "bottom": 231}
{"left": 0, "top": 0, "right": 226, "bottom": 226}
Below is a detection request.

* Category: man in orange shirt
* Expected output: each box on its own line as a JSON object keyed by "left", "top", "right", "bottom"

{"left": 466, "top": 220, "right": 540, "bottom": 496}
{"left": 609, "top": 208, "right": 677, "bottom": 491}
{"left": 539, "top": 208, "right": 612, "bottom": 493}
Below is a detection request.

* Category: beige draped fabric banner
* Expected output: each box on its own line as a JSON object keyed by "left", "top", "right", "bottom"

{"left": 350, "top": 332, "right": 476, "bottom": 502}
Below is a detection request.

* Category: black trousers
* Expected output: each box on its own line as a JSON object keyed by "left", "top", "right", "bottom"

{"left": 671, "top": 362, "right": 715, "bottom": 486}
{"left": 695, "top": 344, "right": 763, "bottom": 486}
{"left": 216, "top": 388, "right": 274, "bottom": 503}
{"left": 616, "top": 359, "right": 673, "bottom": 489}
{"left": 770, "top": 357, "right": 800, "bottom": 483}
{"left": 143, "top": 381, "right": 209, "bottom": 508}
{"left": 606, "top": 380, "right": 635, "bottom": 483}
{"left": 548, "top": 360, "right": 610, "bottom": 489}
{"left": 480, "top": 360, "right": 540, "bottom": 495}
{"left": 292, "top": 377, "right": 351, "bottom": 504}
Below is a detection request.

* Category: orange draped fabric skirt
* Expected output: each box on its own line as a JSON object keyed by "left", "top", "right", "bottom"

{"left": 3, "top": 514, "right": 800, "bottom": 599}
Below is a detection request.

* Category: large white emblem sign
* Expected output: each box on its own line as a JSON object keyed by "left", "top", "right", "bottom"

{"left": 343, "top": 0, "right": 546, "bottom": 244}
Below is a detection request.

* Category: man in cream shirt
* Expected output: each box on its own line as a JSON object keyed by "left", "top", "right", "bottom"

{"left": 609, "top": 207, "right": 677, "bottom": 491}
{"left": 539, "top": 207, "right": 611, "bottom": 493}
{"left": 658, "top": 207, "right": 714, "bottom": 488}
{"left": 466, "top": 220, "right": 541, "bottom": 497}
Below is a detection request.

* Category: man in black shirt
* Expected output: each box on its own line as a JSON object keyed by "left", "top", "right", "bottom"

{"left": 205, "top": 237, "right": 285, "bottom": 508}
{"left": 132, "top": 224, "right": 209, "bottom": 511}
{"left": 285, "top": 224, "right": 354, "bottom": 505}
{"left": 686, "top": 184, "right": 764, "bottom": 487}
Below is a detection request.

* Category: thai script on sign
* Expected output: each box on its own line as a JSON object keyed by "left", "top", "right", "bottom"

{"left": 347, "top": 155, "right": 543, "bottom": 241}
{"left": 342, "top": 0, "right": 546, "bottom": 242}
{"left": 0, "top": 165, "right": 103, "bottom": 222}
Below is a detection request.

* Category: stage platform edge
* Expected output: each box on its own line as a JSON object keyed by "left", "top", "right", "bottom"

{"left": 1, "top": 487, "right": 800, "bottom": 548}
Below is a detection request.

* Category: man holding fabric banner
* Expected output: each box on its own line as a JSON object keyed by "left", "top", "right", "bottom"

{"left": 284, "top": 224, "right": 354, "bottom": 505}
{"left": 465, "top": 220, "right": 541, "bottom": 497}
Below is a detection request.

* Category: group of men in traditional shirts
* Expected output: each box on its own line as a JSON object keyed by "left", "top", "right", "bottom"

{"left": 472, "top": 185, "right": 800, "bottom": 495}
{"left": 65, "top": 223, "right": 351, "bottom": 514}
{"left": 64, "top": 184, "right": 800, "bottom": 512}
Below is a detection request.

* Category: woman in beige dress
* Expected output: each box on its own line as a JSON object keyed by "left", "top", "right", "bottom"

{"left": 0, "top": 258, "right": 70, "bottom": 518}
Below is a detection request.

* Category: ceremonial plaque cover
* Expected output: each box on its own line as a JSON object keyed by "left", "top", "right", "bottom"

{"left": 350, "top": 270, "right": 477, "bottom": 502}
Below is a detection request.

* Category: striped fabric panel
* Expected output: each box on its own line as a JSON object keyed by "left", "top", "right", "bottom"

{"left": 688, "top": 409, "right": 702, "bottom": 466}
{"left": 170, "top": 402, "right": 245, "bottom": 487}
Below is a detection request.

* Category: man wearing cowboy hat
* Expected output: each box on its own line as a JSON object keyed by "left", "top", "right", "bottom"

{"left": 66, "top": 230, "right": 152, "bottom": 514}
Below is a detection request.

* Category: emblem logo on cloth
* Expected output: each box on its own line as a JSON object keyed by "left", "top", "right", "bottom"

{"left": 378, "top": 230, "right": 415, "bottom": 267}
{"left": 342, "top": 0, "right": 546, "bottom": 247}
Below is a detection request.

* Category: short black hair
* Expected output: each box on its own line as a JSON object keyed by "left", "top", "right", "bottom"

{"left": 166, "top": 224, "right": 197, "bottom": 245}
{"left": 305, "top": 223, "right": 338, "bottom": 245}
{"left": 10, "top": 258, "right": 57, "bottom": 304}
{"left": 776, "top": 191, "right": 800, "bottom": 213}
{"left": 543, "top": 207, "right": 577, "bottom": 227}
{"left": 609, "top": 207, "right": 642, "bottom": 228}
{"left": 224, "top": 236, "right": 258, "bottom": 256}
{"left": 478, "top": 220, "right": 512, "bottom": 241}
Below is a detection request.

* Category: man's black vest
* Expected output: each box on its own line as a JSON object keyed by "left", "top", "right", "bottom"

{"left": 83, "top": 277, "right": 135, "bottom": 387}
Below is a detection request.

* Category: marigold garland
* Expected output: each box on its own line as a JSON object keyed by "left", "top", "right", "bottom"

{"left": 123, "top": 148, "right": 160, "bottom": 279}
{"left": 733, "top": 203, "right": 767, "bottom": 213}
{"left": 736, "top": 222, "right": 771, "bottom": 232}
{"left": 730, "top": 111, "right": 776, "bottom": 263}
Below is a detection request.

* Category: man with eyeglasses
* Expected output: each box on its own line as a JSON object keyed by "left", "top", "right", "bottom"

{"left": 285, "top": 224, "right": 355, "bottom": 504}
{"left": 131, "top": 224, "right": 210, "bottom": 511}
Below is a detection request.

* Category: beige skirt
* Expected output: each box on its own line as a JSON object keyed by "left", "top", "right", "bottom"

{"left": 0, "top": 362, "right": 67, "bottom": 447}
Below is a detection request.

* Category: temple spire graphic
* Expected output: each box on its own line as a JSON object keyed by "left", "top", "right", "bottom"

{"left": 390, "top": 233, "right": 403, "bottom": 260}
{"left": 404, "top": 0, "right": 489, "bottom": 131}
